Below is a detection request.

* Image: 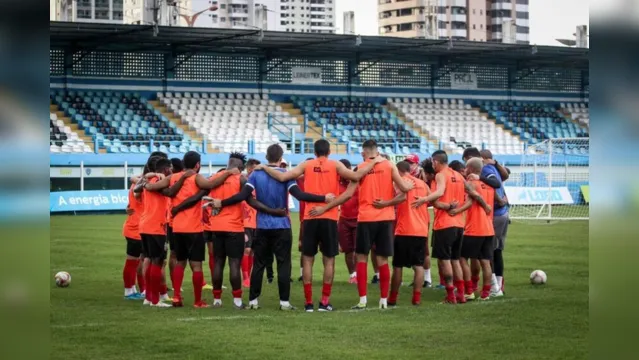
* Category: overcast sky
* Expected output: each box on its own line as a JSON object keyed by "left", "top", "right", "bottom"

{"left": 335, "top": 0, "right": 589, "bottom": 46}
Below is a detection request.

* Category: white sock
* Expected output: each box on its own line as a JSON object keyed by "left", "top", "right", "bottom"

{"left": 380, "top": 298, "right": 387, "bottom": 306}
{"left": 360, "top": 296, "right": 367, "bottom": 304}
{"left": 124, "top": 287, "right": 135, "bottom": 296}
{"left": 300, "top": 268, "right": 303, "bottom": 277}
{"left": 213, "top": 299, "right": 222, "bottom": 305}
{"left": 491, "top": 274, "right": 499, "bottom": 291}
{"left": 280, "top": 300, "right": 291, "bottom": 307}
{"left": 424, "top": 269, "right": 432, "bottom": 283}
{"left": 233, "top": 298, "right": 242, "bottom": 307}
{"left": 496, "top": 276, "right": 503, "bottom": 291}
{"left": 249, "top": 299, "right": 258, "bottom": 306}
{"left": 350, "top": 272, "right": 356, "bottom": 278}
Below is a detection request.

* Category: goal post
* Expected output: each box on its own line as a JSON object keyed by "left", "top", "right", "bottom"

{"left": 508, "top": 138, "right": 589, "bottom": 221}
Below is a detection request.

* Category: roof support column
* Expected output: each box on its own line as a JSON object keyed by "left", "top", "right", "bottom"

{"left": 63, "top": 49, "right": 73, "bottom": 91}
{"left": 258, "top": 56, "right": 267, "bottom": 97}
{"left": 347, "top": 53, "right": 360, "bottom": 100}
{"left": 163, "top": 50, "right": 176, "bottom": 93}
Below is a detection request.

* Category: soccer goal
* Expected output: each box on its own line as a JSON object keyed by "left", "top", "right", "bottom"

{"left": 508, "top": 138, "right": 589, "bottom": 221}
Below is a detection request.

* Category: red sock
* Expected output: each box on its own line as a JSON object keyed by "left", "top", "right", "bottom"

{"left": 150, "top": 264, "right": 163, "bottom": 304}
{"left": 160, "top": 283, "right": 168, "bottom": 295}
{"left": 144, "top": 266, "right": 152, "bottom": 301}
{"left": 303, "top": 283, "right": 313, "bottom": 305}
{"left": 213, "top": 289, "right": 222, "bottom": 300}
{"left": 241, "top": 255, "right": 250, "bottom": 280}
{"left": 378, "top": 263, "right": 390, "bottom": 299}
{"left": 471, "top": 275, "right": 480, "bottom": 291}
{"left": 356, "top": 262, "right": 367, "bottom": 297}
{"left": 389, "top": 290, "right": 398, "bottom": 304}
{"left": 321, "top": 283, "right": 332, "bottom": 305}
{"left": 123, "top": 259, "right": 137, "bottom": 288}
{"left": 465, "top": 280, "right": 474, "bottom": 295}
{"left": 193, "top": 271, "right": 204, "bottom": 303}
{"left": 455, "top": 280, "right": 465, "bottom": 301}
{"left": 445, "top": 285, "right": 455, "bottom": 301}
{"left": 412, "top": 290, "right": 421, "bottom": 305}
{"left": 137, "top": 271, "right": 145, "bottom": 293}
{"left": 173, "top": 264, "right": 185, "bottom": 300}
{"left": 481, "top": 284, "right": 492, "bottom": 299}
{"left": 232, "top": 289, "right": 242, "bottom": 300}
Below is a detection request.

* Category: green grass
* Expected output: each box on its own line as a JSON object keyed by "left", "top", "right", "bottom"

{"left": 50, "top": 215, "right": 588, "bottom": 360}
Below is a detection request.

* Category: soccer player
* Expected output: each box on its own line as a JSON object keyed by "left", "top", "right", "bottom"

{"left": 255, "top": 140, "right": 377, "bottom": 312}
{"left": 122, "top": 169, "right": 145, "bottom": 300}
{"left": 412, "top": 150, "right": 490, "bottom": 304}
{"left": 337, "top": 159, "right": 359, "bottom": 284}
{"left": 242, "top": 158, "right": 261, "bottom": 288}
{"left": 209, "top": 144, "right": 332, "bottom": 311}
{"left": 294, "top": 157, "right": 314, "bottom": 282}
{"left": 373, "top": 161, "right": 430, "bottom": 306}
{"left": 202, "top": 153, "right": 287, "bottom": 308}
{"left": 349, "top": 140, "right": 414, "bottom": 310}
{"left": 145, "top": 151, "right": 240, "bottom": 308}
{"left": 450, "top": 157, "right": 495, "bottom": 301}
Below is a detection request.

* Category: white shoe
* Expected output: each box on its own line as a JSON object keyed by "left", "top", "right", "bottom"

{"left": 152, "top": 302, "right": 172, "bottom": 308}
{"left": 490, "top": 290, "right": 504, "bottom": 297}
{"left": 379, "top": 300, "right": 388, "bottom": 309}
{"left": 160, "top": 293, "right": 172, "bottom": 302}
{"left": 143, "top": 299, "right": 152, "bottom": 306}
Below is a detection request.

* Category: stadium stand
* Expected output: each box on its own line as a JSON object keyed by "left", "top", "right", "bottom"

{"left": 49, "top": 112, "right": 92, "bottom": 153}
{"left": 387, "top": 98, "right": 524, "bottom": 155}
{"left": 154, "top": 92, "right": 290, "bottom": 154}
{"left": 560, "top": 102, "right": 590, "bottom": 129}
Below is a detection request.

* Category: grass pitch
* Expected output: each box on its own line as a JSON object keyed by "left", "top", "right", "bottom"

{"left": 51, "top": 215, "right": 588, "bottom": 360}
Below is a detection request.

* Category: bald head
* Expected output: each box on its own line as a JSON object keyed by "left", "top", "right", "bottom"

{"left": 480, "top": 149, "right": 493, "bottom": 160}
{"left": 466, "top": 157, "right": 483, "bottom": 175}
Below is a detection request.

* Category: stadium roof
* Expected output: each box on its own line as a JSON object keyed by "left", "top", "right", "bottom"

{"left": 50, "top": 21, "right": 589, "bottom": 70}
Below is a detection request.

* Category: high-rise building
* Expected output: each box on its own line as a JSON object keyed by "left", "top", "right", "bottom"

{"left": 52, "top": 0, "right": 125, "bottom": 23}
{"left": 343, "top": 11, "right": 355, "bottom": 34}
{"left": 278, "top": 0, "right": 336, "bottom": 33}
{"left": 378, "top": 0, "right": 530, "bottom": 44}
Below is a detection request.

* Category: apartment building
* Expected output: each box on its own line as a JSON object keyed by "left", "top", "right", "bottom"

{"left": 52, "top": 0, "right": 125, "bottom": 23}
{"left": 378, "top": 0, "right": 530, "bottom": 44}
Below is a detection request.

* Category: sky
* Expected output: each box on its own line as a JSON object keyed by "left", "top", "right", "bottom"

{"left": 335, "top": 0, "right": 589, "bottom": 46}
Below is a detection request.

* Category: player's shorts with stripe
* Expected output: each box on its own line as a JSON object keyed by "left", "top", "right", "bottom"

{"left": 141, "top": 234, "right": 167, "bottom": 260}
{"left": 212, "top": 231, "right": 245, "bottom": 260}
{"left": 125, "top": 237, "right": 143, "bottom": 258}
{"left": 493, "top": 215, "right": 509, "bottom": 250}
{"left": 461, "top": 235, "right": 494, "bottom": 260}
{"left": 244, "top": 228, "right": 256, "bottom": 249}
{"left": 338, "top": 217, "right": 357, "bottom": 253}
{"left": 356, "top": 221, "right": 394, "bottom": 257}
{"left": 432, "top": 227, "right": 464, "bottom": 260}
{"left": 166, "top": 225, "right": 176, "bottom": 251}
{"left": 302, "top": 219, "right": 339, "bottom": 257}
{"left": 392, "top": 236, "right": 426, "bottom": 268}
{"left": 172, "top": 232, "right": 205, "bottom": 262}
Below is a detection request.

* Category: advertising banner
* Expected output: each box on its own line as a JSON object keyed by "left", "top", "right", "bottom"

{"left": 450, "top": 72, "right": 478, "bottom": 90}
{"left": 504, "top": 186, "right": 574, "bottom": 205}
{"left": 291, "top": 67, "right": 322, "bottom": 84}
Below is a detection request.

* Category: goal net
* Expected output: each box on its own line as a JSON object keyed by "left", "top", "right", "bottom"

{"left": 508, "top": 138, "right": 589, "bottom": 221}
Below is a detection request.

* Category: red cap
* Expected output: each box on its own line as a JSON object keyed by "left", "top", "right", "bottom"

{"left": 405, "top": 154, "right": 419, "bottom": 164}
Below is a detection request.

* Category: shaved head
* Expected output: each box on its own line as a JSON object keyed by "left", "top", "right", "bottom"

{"left": 480, "top": 149, "right": 493, "bottom": 160}
{"left": 466, "top": 157, "right": 483, "bottom": 174}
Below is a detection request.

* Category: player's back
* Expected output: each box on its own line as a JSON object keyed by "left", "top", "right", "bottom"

{"left": 303, "top": 158, "right": 339, "bottom": 220}
{"left": 171, "top": 172, "right": 202, "bottom": 233}
{"left": 339, "top": 182, "right": 359, "bottom": 220}
{"left": 140, "top": 178, "right": 167, "bottom": 235}
{"left": 433, "top": 167, "right": 465, "bottom": 230}
{"left": 464, "top": 179, "right": 495, "bottom": 236}
{"left": 209, "top": 172, "right": 243, "bottom": 232}
{"left": 248, "top": 168, "right": 292, "bottom": 229}
{"left": 358, "top": 159, "right": 395, "bottom": 222}
{"left": 395, "top": 175, "right": 429, "bottom": 236}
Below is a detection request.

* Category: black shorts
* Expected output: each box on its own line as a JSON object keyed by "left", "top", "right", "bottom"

{"left": 212, "top": 232, "right": 245, "bottom": 260}
{"left": 432, "top": 227, "right": 464, "bottom": 260}
{"left": 302, "top": 219, "right": 339, "bottom": 257}
{"left": 244, "top": 228, "right": 256, "bottom": 249}
{"left": 356, "top": 221, "right": 394, "bottom": 257}
{"left": 204, "top": 230, "right": 215, "bottom": 243}
{"left": 392, "top": 236, "right": 427, "bottom": 268}
{"left": 125, "top": 238, "right": 143, "bottom": 258}
{"left": 461, "top": 235, "right": 494, "bottom": 260}
{"left": 166, "top": 225, "right": 176, "bottom": 251}
{"left": 141, "top": 233, "right": 167, "bottom": 260}
{"left": 172, "top": 232, "right": 205, "bottom": 262}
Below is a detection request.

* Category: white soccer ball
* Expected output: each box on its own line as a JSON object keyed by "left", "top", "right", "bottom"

{"left": 55, "top": 271, "right": 71, "bottom": 287}
{"left": 530, "top": 270, "right": 547, "bottom": 285}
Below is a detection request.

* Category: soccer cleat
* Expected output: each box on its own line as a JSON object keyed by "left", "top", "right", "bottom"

{"left": 172, "top": 298, "right": 184, "bottom": 308}
{"left": 434, "top": 284, "right": 446, "bottom": 290}
{"left": 194, "top": 301, "right": 210, "bottom": 308}
{"left": 387, "top": 302, "right": 397, "bottom": 308}
{"left": 279, "top": 304, "right": 297, "bottom": 311}
{"left": 248, "top": 303, "right": 260, "bottom": 310}
{"left": 125, "top": 293, "right": 144, "bottom": 300}
{"left": 304, "top": 304, "right": 314, "bottom": 312}
{"left": 143, "top": 299, "right": 152, "bottom": 306}
{"left": 212, "top": 301, "right": 222, "bottom": 308}
{"left": 379, "top": 300, "right": 388, "bottom": 309}
{"left": 318, "top": 302, "right": 333, "bottom": 312}
{"left": 423, "top": 281, "right": 432, "bottom": 288}
{"left": 348, "top": 277, "right": 357, "bottom": 284}
{"left": 479, "top": 295, "right": 490, "bottom": 301}
{"left": 371, "top": 275, "right": 379, "bottom": 284}
{"left": 151, "top": 302, "right": 172, "bottom": 308}
{"left": 442, "top": 297, "right": 457, "bottom": 305}
{"left": 351, "top": 302, "right": 367, "bottom": 310}
{"left": 202, "top": 283, "right": 213, "bottom": 291}
{"left": 456, "top": 295, "right": 467, "bottom": 304}
{"left": 465, "top": 293, "right": 476, "bottom": 301}
{"left": 233, "top": 303, "right": 247, "bottom": 310}
{"left": 160, "top": 294, "right": 173, "bottom": 302}
{"left": 490, "top": 290, "right": 504, "bottom": 297}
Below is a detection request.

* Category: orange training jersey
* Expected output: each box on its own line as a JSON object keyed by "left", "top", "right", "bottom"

{"left": 302, "top": 158, "right": 339, "bottom": 221}
{"left": 243, "top": 190, "right": 257, "bottom": 229}
{"left": 464, "top": 180, "right": 495, "bottom": 237}
{"left": 139, "top": 178, "right": 168, "bottom": 235}
{"left": 209, "top": 172, "right": 244, "bottom": 232}
{"left": 395, "top": 175, "right": 430, "bottom": 237}
{"left": 123, "top": 184, "right": 143, "bottom": 240}
{"left": 171, "top": 172, "right": 203, "bottom": 233}
{"left": 358, "top": 159, "right": 395, "bottom": 222}
{"left": 202, "top": 173, "right": 221, "bottom": 232}
{"left": 433, "top": 167, "right": 466, "bottom": 230}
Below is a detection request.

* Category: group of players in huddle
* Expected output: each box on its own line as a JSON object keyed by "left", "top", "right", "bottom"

{"left": 121, "top": 139, "right": 510, "bottom": 311}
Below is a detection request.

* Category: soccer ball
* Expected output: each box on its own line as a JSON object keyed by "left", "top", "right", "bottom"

{"left": 530, "top": 270, "right": 547, "bottom": 285}
{"left": 55, "top": 271, "right": 71, "bottom": 287}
